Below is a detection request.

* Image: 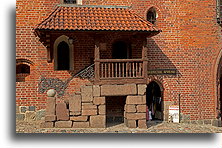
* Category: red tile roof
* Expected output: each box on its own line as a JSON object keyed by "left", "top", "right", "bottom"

{"left": 36, "top": 5, "right": 160, "bottom": 32}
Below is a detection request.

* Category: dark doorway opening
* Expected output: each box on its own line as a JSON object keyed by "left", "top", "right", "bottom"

{"left": 220, "top": 75, "right": 222, "bottom": 125}
{"left": 57, "top": 41, "right": 70, "bottom": 70}
{"left": 146, "top": 81, "right": 163, "bottom": 121}
{"left": 112, "top": 41, "right": 131, "bottom": 59}
{"left": 106, "top": 96, "right": 126, "bottom": 127}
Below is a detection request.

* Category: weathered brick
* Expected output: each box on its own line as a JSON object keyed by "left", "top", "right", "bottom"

{"left": 101, "top": 84, "right": 137, "bottom": 96}
{"left": 81, "top": 85, "right": 93, "bottom": 102}
{"left": 56, "top": 103, "right": 69, "bottom": 121}
{"left": 70, "top": 116, "right": 88, "bottom": 121}
{"left": 90, "top": 115, "right": 106, "bottom": 128}
{"left": 72, "top": 122, "right": 90, "bottom": 128}
{"left": 138, "top": 120, "right": 147, "bottom": 128}
{"left": 82, "top": 110, "right": 97, "bottom": 116}
{"left": 98, "top": 105, "right": 106, "bottom": 115}
{"left": 45, "top": 115, "right": 56, "bottom": 121}
{"left": 126, "top": 120, "right": 137, "bottom": 128}
{"left": 46, "top": 97, "right": 56, "bottom": 115}
{"left": 82, "top": 104, "right": 97, "bottom": 110}
{"left": 69, "top": 95, "right": 81, "bottom": 112}
{"left": 125, "top": 105, "right": 136, "bottom": 113}
{"left": 55, "top": 121, "right": 72, "bottom": 128}
{"left": 40, "top": 122, "right": 54, "bottom": 128}
{"left": 137, "top": 84, "right": 147, "bottom": 95}
{"left": 93, "top": 85, "right": 100, "bottom": 97}
{"left": 136, "top": 105, "right": 147, "bottom": 113}
{"left": 126, "top": 96, "right": 146, "bottom": 105}
{"left": 70, "top": 111, "right": 81, "bottom": 116}
{"left": 93, "top": 97, "right": 105, "bottom": 105}
{"left": 126, "top": 113, "right": 146, "bottom": 120}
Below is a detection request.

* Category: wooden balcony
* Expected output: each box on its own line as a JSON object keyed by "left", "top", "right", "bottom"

{"left": 94, "top": 42, "right": 148, "bottom": 85}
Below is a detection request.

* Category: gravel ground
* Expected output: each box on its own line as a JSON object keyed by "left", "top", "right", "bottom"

{"left": 16, "top": 121, "right": 222, "bottom": 133}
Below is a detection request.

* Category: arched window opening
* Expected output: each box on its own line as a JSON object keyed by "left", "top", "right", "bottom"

{"left": 57, "top": 41, "right": 70, "bottom": 70}
{"left": 16, "top": 64, "right": 30, "bottom": 82}
{"left": 146, "top": 81, "right": 163, "bottom": 121}
{"left": 147, "top": 7, "right": 157, "bottom": 24}
{"left": 16, "top": 64, "right": 30, "bottom": 74}
{"left": 112, "top": 41, "right": 131, "bottom": 59}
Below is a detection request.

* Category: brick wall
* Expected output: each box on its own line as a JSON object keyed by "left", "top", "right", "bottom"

{"left": 16, "top": 0, "right": 222, "bottom": 121}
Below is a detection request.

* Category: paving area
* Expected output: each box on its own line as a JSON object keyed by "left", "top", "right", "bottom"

{"left": 16, "top": 121, "right": 222, "bottom": 133}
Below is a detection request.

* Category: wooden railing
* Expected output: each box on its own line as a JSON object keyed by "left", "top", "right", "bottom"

{"left": 95, "top": 59, "right": 146, "bottom": 79}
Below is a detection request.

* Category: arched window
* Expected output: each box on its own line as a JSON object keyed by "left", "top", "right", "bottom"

{"left": 147, "top": 7, "right": 157, "bottom": 24}
{"left": 16, "top": 64, "right": 30, "bottom": 74}
{"left": 16, "top": 64, "right": 30, "bottom": 82}
{"left": 57, "top": 41, "right": 70, "bottom": 70}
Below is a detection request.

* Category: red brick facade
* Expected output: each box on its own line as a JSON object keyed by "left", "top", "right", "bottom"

{"left": 16, "top": 0, "right": 222, "bottom": 125}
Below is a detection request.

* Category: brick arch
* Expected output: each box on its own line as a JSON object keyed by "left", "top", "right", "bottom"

{"left": 214, "top": 48, "right": 222, "bottom": 119}
{"left": 16, "top": 58, "right": 34, "bottom": 66}
{"left": 53, "top": 35, "right": 74, "bottom": 70}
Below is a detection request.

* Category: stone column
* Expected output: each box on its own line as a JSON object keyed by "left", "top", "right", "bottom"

{"left": 41, "top": 89, "right": 56, "bottom": 128}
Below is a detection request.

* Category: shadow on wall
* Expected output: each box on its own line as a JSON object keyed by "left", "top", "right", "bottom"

{"left": 147, "top": 38, "right": 181, "bottom": 77}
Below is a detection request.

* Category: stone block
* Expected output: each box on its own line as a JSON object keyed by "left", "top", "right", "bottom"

{"left": 45, "top": 115, "right": 56, "bottom": 121}
{"left": 25, "top": 111, "right": 36, "bottom": 121}
{"left": 56, "top": 103, "right": 69, "bottom": 121}
{"left": 73, "top": 122, "right": 90, "bottom": 128}
{"left": 40, "top": 122, "right": 54, "bottom": 128}
{"left": 126, "top": 96, "right": 146, "bottom": 105}
{"left": 70, "top": 116, "right": 88, "bottom": 121}
{"left": 29, "top": 106, "right": 36, "bottom": 111}
{"left": 16, "top": 106, "right": 19, "bottom": 113}
{"left": 16, "top": 114, "right": 25, "bottom": 121}
{"left": 55, "top": 121, "right": 72, "bottom": 128}
{"left": 125, "top": 105, "right": 136, "bottom": 113}
{"left": 212, "top": 120, "right": 219, "bottom": 127}
{"left": 93, "top": 97, "right": 105, "bottom": 105}
{"left": 82, "top": 104, "right": 97, "bottom": 110}
{"left": 126, "top": 120, "right": 136, "bottom": 128}
{"left": 93, "top": 85, "right": 100, "bottom": 97}
{"left": 204, "top": 120, "right": 211, "bottom": 125}
{"left": 197, "top": 120, "right": 204, "bottom": 125}
{"left": 46, "top": 97, "right": 56, "bottom": 115}
{"left": 126, "top": 113, "right": 146, "bottom": 120}
{"left": 136, "top": 105, "right": 147, "bottom": 113}
{"left": 137, "top": 84, "right": 147, "bottom": 95}
{"left": 101, "top": 84, "right": 137, "bottom": 96}
{"left": 90, "top": 115, "right": 106, "bottom": 128}
{"left": 36, "top": 109, "right": 46, "bottom": 120}
{"left": 98, "top": 105, "right": 106, "bottom": 115}
{"left": 82, "top": 110, "right": 97, "bottom": 116}
{"left": 81, "top": 85, "right": 93, "bottom": 102}
{"left": 138, "top": 120, "right": 147, "bottom": 128}
{"left": 70, "top": 111, "right": 81, "bottom": 116}
{"left": 69, "top": 95, "right": 81, "bottom": 112}
{"left": 20, "top": 106, "right": 27, "bottom": 113}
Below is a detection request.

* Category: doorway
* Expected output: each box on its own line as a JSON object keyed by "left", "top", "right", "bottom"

{"left": 146, "top": 81, "right": 163, "bottom": 121}
{"left": 106, "top": 96, "right": 126, "bottom": 127}
{"left": 112, "top": 41, "right": 131, "bottom": 59}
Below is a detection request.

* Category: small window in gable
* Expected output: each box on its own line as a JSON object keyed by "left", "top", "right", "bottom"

{"left": 147, "top": 7, "right": 157, "bottom": 24}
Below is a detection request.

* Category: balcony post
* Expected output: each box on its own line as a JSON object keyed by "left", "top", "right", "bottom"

{"left": 142, "top": 41, "right": 148, "bottom": 79}
{"left": 94, "top": 41, "right": 100, "bottom": 82}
